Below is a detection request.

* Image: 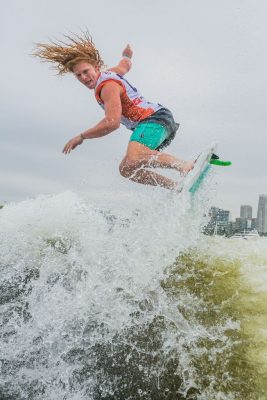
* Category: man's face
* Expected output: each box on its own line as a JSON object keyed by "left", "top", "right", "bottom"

{"left": 73, "top": 62, "right": 100, "bottom": 90}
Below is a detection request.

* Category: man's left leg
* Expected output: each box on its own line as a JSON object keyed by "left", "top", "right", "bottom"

{"left": 119, "top": 141, "right": 194, "bottom": 190}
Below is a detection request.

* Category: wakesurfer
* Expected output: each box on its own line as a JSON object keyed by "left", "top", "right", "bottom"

{"left": 34, "top": 32, "right": 194, "bottom": 190}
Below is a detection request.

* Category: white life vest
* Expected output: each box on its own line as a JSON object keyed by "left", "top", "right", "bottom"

{"left": 94, "top": 71, "right": 162, "bottom": 130}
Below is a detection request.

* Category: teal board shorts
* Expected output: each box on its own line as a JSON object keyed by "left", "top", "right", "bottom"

{"left": 129, "top": 108, "right": 179, "bottom": 151}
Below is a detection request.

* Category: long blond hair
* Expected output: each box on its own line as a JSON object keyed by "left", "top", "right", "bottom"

{"left": 33, "top": 31, "right": 104, "bottom": 74}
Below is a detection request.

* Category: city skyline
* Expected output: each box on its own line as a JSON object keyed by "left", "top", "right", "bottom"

{"left": 214, "top": 193, "right": 267, "bottom": 220}
{"left": 210, "top": 193, "right": 267, "bottom": 236}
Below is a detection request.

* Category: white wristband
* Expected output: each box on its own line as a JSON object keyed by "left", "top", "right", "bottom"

{"left": 122, "top": 54, "right": 131, "bottom": 59}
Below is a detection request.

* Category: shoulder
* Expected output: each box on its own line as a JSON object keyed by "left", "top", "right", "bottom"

{"left": 96, "top": 71, "right": 125, "bottom": 90}
{"left": 95, "top": 72, "right": 124, "bottom": 102}
{"left": 96, "top": 71, "right": 124, "bottom": 90}
{"left": 101, "top": 81, "right": 122, "bottom": 103}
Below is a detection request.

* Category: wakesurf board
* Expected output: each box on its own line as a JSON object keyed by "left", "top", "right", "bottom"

{"left": 181, "top": 143, "right": 231, "bottom": 194}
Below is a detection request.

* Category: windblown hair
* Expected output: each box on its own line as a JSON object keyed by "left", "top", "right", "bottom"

{"left": 33, "top": 31, "right": 104, "bottom": 74}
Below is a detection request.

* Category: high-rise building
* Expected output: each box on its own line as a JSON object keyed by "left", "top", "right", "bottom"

{"left": 240, "top": 205, "right": 252, "bottom": 219}
{"left": 206, "top": 207, "right": 230, "bottom": 235}
{"left": 235, "top": 218, "right": 248, "bottom": 232}
{"left": 257, "top": 194, "right": 267, "bottom": 234}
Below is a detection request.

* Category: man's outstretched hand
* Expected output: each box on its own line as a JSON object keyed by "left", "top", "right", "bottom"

{"left": 62, "top": 135, "right": 83, "bottom": 154}
{"left": 122, "top": 44, "right": 133, "bottom": 59}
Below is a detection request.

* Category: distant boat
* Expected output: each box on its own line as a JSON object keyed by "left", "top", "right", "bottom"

{"left": 230, "top": 230, "right": 260, "bottom": 240}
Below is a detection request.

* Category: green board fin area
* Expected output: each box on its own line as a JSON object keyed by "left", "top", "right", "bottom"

{"left": 209, "top": 159, "right": 232, "bottom": 166}
{"left": 210, "top": 153, "right": 232, "bottom": 167}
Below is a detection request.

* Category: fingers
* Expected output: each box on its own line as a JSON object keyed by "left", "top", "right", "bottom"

{"left": 62, "top": 135, "right": 83, "bottom": 154}
{"left": 62, "top": 140, "right": 75, "bottom": 154}
{"left": 62, "top": 141, "right": 69, "bottom": 154}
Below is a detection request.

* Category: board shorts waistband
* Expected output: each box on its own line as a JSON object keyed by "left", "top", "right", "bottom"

{"left": 129, "top": 108, "right": 179, "bottom": 151}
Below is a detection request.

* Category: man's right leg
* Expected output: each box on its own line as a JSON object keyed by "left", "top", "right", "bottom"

{"left": 119, "top": 141, "right": 194, "bottom": 190}
{"left": 120, "top": 157, "right": 179, "bottom": 189}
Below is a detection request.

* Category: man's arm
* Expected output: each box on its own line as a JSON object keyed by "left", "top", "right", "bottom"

{"left": 62, "top": 82, "right": 122, "bottom": 154}
{"left": 109, "top": 44, "right": 133, "bottom": 76}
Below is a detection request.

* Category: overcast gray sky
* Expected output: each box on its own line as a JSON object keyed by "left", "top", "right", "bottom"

{"left": 1, "top": 0, "right": 267, "bottom": 217}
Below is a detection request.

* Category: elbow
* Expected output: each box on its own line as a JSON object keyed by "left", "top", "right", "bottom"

{"left": 110, "top": 118, "right": 120, "bottom": 130}
{"left": 124, "top": 66, "right": 131, "bottom": 74}
{"left": 105, "top": 117, "right": 120, "bottom": 131}
{"left": 114, "top": 121, "right": 121, "bottom": 130}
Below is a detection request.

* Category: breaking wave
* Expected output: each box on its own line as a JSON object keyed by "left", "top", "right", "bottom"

{"left": 0, "top": 184, "right": 266, "bottom": 399}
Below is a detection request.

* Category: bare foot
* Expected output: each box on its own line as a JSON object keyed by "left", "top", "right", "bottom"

{"left": 180, "top": 161, "right": 195, "bottom": 176}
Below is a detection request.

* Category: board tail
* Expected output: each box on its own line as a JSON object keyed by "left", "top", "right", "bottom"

{"left": 189, "top": 164, "right": 211, "bottom": 194}
{"left": 181, "top": 144, "right": 231, "bottom": 195}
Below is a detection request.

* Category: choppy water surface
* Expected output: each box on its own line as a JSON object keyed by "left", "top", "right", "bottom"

{"left": 0, "top": 188, "right": 266, "bottom": 399}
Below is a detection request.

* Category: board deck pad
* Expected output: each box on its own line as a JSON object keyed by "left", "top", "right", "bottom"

{"left": 181, "top": 144, "right": 217, "bottom": 194}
